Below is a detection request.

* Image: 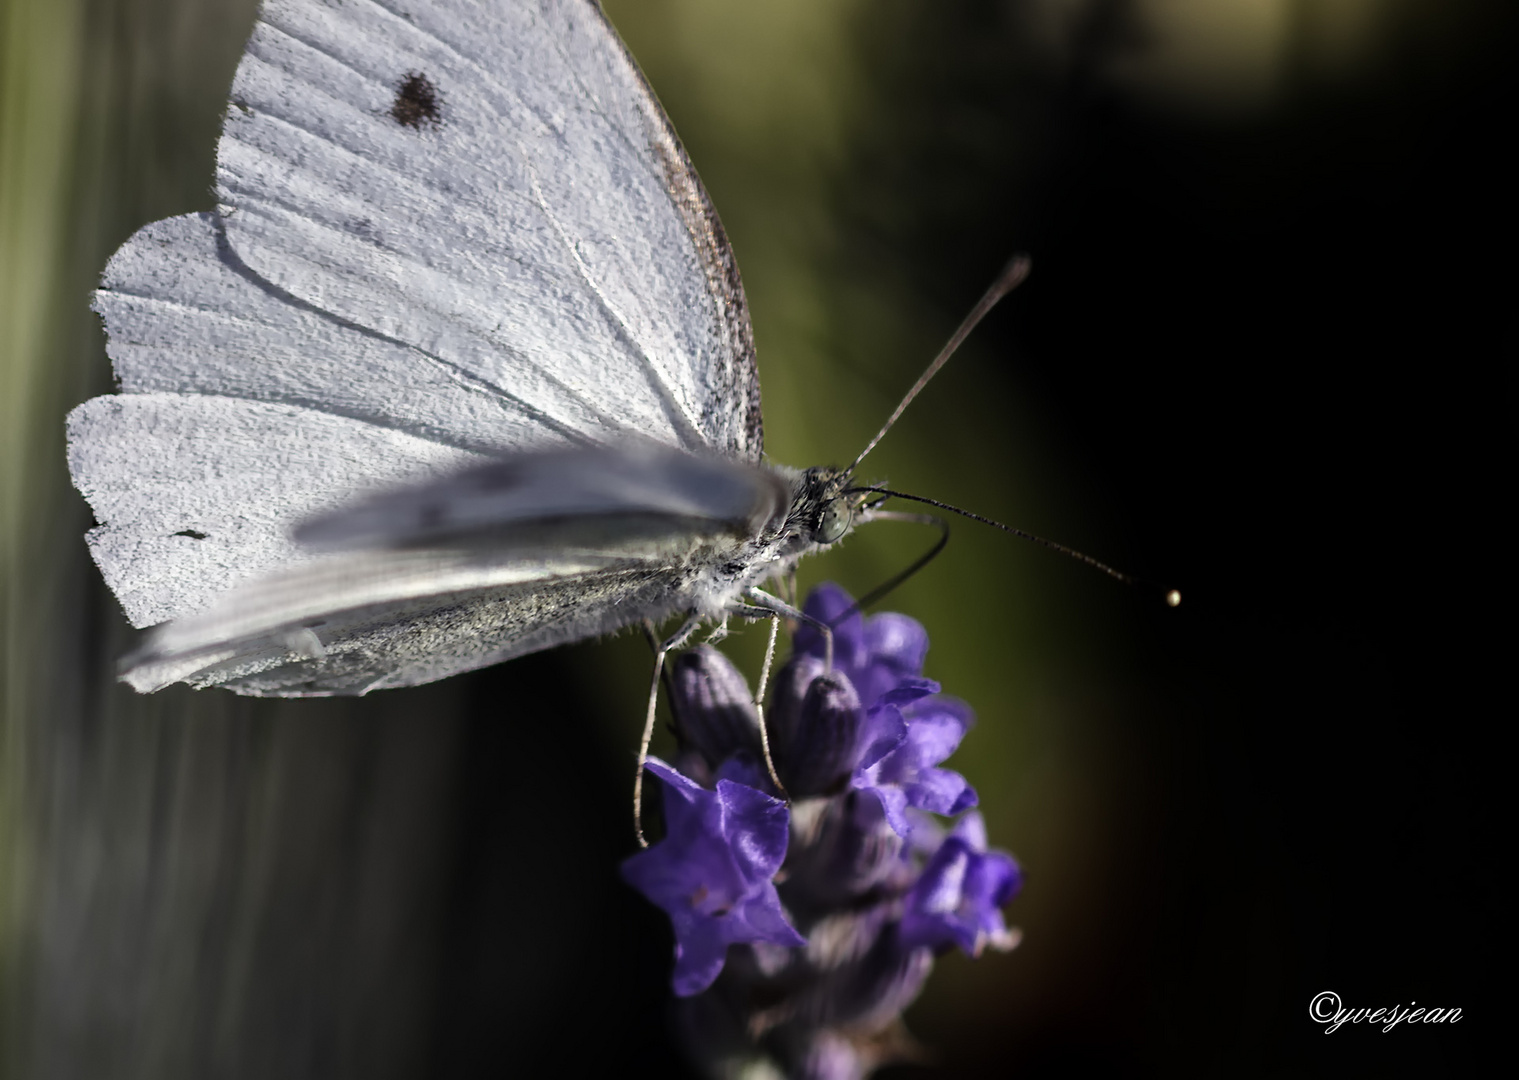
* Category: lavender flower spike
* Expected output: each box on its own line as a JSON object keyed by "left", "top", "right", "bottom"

{"left": 621, "top": 759, "right": 804, "bottom": 996}
{"left": 625, "top": 586, "right": 1022, "bottom": 1078}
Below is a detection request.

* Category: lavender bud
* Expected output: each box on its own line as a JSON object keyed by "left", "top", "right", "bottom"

{"left": 791, "top": 1031, "right": 867, "bottom": 1080}
{"left": 776, "top": 669, "right": 865, "bottom": 797}
{"left": 791, "top": 925, "right": 935, "bottom": 1035}
{"left": 669, "top": 645, "right": 763, "bottom": 770}
{"left": 765, "top": 653, "right": 826, "bottom": 765}
{"left": 784, "top": 793, "right": 904, "bottom": 911}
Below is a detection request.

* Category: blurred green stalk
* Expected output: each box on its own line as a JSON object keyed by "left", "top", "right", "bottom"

{"left": 3, "top": 0, "right": 86, "bottom": 1063}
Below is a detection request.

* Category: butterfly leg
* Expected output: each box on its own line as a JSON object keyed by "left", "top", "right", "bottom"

{"left": 634, "top": 612, "right": 703, "bottom": 848}
{"left": 748, "top": 614, "right": 788, "bottom": 799}
{"left": 730, "top": 588, "right": 842, "bottom": 800}
{"left": 768, "top": 569, "right": 797, "bottom": 607}
{"left": 735, "top": 587, "right": 833, "bottom": 672}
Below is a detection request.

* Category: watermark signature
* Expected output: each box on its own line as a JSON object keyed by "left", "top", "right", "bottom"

{"left": 1309, "top": 991, "right": 1463, "bottom": 1033}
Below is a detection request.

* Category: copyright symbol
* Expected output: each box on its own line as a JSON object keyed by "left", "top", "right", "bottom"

{"left": 1309, "top": 990, "right": 1340, "bottom": 1022}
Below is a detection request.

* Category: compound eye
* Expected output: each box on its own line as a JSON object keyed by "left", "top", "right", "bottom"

{"left": 815, "top": 499, "right": 851, "bottom": 544}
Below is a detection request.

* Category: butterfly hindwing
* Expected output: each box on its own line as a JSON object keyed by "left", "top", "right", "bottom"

{"left": 67, "top": 392, "right": 488, "bottom": 628}
{"left": 125, "top": 561, "right": 692, "bottom": 696}
{"left": 108, "top": 442, "right": 789, "bottom": 695}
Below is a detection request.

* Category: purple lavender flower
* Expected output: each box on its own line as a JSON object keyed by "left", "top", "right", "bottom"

{"left": 623, "top": 585, "right": 1022, "bottom": 1078}
{"left": 850, "top": 695, "right": 978, "bottom": 836}
{"left": 793, "top": 583, "right": 937, "bottom": 710}
{"left": 900, "top": 811, "right": 1023, "bottom": 956}
{"left": 787, "top": 583, "right": 977, "bottom": 836}
{"left": 620, "top": 759, "right": 804, "bottom": 996}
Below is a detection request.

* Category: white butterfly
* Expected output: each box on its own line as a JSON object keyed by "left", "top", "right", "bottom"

{"left": 67, "top": 0, "right": 1025, "bottom": 703}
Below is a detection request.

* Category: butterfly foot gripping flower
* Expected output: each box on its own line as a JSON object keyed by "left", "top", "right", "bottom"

{"left": 622, "top": 585, "right": 1022, "bottom": 1079}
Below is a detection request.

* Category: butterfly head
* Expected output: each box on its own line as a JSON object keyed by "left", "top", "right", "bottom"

{"left": 789, "top": 466, "right": 859, "bottom": 549}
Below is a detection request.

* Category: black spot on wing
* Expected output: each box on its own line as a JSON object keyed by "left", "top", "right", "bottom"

{"left": 390, "top": 71, "right": 442, "bottom": 130}
{"left": 173, "top": 529, "right": 208, "bottom": 540}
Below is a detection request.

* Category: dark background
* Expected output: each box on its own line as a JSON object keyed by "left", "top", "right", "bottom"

{"left": 1, "top": 1, "right": 1505, "bottom": 1076}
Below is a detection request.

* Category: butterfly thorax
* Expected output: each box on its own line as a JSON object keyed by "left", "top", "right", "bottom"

{"left": 686, "top": 465, "right": 854, "bottom": 618}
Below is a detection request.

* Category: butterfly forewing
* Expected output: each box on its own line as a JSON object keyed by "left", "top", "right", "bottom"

{"left": 295, "top": 443, "right": 788, "bottom": 552}
{"left": 68, "top": 0, "right": 771, "bottom": 695}
{"left": 219, "top": 0, "right": 758, "bottom": 454}
{"left": 94, "top": 212, "right": 553, "bottom": 457}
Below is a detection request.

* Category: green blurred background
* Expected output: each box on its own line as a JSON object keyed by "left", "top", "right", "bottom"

{"left": 1, "top": 0, "right": 1503, "bottom": 1076}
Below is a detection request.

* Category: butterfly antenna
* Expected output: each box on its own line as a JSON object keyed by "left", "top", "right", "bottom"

{"left": 855, "top": 486, "right": 1182, "bottom": 607}
{"left": 848, "top": 254, "right": 1032, "bottom": 474}
{"left": 832, "top": 509, "right": 950, "bottom": 621}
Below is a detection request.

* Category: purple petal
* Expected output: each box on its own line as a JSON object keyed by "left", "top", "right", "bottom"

{"left": 875, "top": 675, "right": 940, "bottom": 708}
{"left": 846, "top": 665, "right": 891, "bottom": 712}
{"left": 864, "top": 612, "right": 929, "bottom": 674}
{"left": 850, "top": 702, "right": 975, "bottom": 836}
{"left": 905, "top": 695, "right": 974, "bottom": 729}
{"left": 798, "top": 583, "right": 867, "bottom": 671}
{"left": 904, "top": 766, "right": 975, "bottom": 816}
{"left": 644, "top": 756, "right": 705, "bottom": 801}
{"left": 669, "top": 911, "right": 731, "bottom": 997}
{"left": 952, "top": 809, "right": 989, "bottom": 851}
{"left": 716, "top": 778, "right": 790, "bottom": 882}
{"left": 714, "top": 752, "right": 772, "bottom": 794}
{"left": 903, "top": 809, "right": 947, "bottom": 858}
{"left": 853, "top": 669, "right": 937, "bottom": 712}
{"left": 732, "top": 880, "right": 807, "bottom": 947}
{"left": 898, "top": 710, "right": 969, "bottom": 770}
{"left": 898, "top": 839, "right": 977, "bottom": 952}
{"left": 966, "top": 850, "right": 1023, "bottom": 911}
{"left": 621, "top": 760, "right": 759, "bottom": 911}
{"left": 857, "top": 781, "right": 912, "bottom": 838}
{"left": 641, "top": 758, "right": 716, "bottom": 845}
{"left": 801, "top": 582, "right": 857, "bottom": 627}
{"left": 912, "top": 839, "right": 971, "bottom": 916}
{"left": 898, "top": 818, "right": 1022, "bottom": 957}
{"left": 621, "top": 817, "right": 743, "bottom": 916}
{"left": 855, "top": 705, "right": 907, "bottom": 770}
{"left": 624, "top": 759, "right": 806, "bottom": 996}
{"left": 948, "top": 783, "right": 980, "bottom": 814}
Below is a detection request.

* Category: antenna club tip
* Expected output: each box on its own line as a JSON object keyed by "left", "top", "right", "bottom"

{"left": 1165, "top": 589, "right": 1182, "bottom": 608}
{"left": 1000, "top": 253, "right": 1033, "bottom": 291}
